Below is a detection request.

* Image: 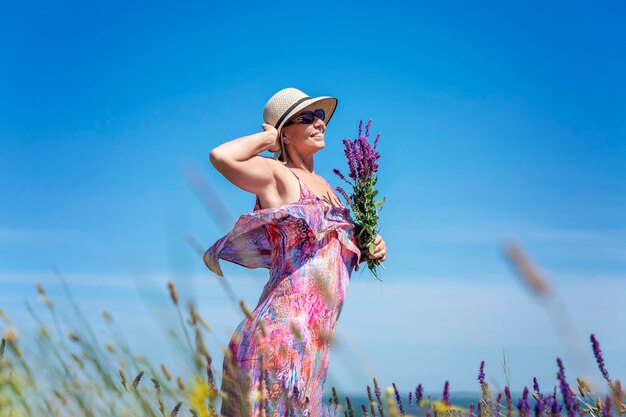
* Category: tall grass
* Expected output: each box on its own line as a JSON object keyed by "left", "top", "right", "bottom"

{"left": 0, "top": 260, "right": 623, "bottom": 416}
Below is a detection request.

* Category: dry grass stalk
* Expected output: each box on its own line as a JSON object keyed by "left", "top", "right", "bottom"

{"left": 503, "top": 242, "right": 551, "bottom": 297}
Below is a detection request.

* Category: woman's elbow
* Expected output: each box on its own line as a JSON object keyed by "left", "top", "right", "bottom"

{"left": 209, "top": 149, "right": 226, "bottom": 168}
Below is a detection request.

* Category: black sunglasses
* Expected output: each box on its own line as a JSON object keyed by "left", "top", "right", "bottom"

{"left": 284, "top": 109, "right": 326, "bottom": 126}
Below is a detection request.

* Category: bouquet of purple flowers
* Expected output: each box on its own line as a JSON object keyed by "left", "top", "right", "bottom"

{"left": 333, "top": 119, "right": 385, "bottom": 280}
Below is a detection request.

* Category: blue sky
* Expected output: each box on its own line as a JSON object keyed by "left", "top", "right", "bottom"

{"left": 1, "top": 0, "right": 625, "bottom": 396}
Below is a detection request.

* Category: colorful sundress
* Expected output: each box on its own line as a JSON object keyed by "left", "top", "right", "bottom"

{"left": 203, "top": 167, "right": 362, "bottom": 417}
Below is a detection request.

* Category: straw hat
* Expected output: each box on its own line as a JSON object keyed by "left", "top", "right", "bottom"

{"left": 263, "top": 88, "right": 338, "bottom": 162}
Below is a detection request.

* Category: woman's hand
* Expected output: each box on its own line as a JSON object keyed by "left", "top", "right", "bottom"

{"left": 363, "top": 234, "right": 387, "bottom": 262}
{"left": 262, "top": 123, "right": 281, "bottom": 152}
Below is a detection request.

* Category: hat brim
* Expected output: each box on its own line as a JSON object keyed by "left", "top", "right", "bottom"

{"left": 273, "top": 96, "right": 338, "bottom": 162}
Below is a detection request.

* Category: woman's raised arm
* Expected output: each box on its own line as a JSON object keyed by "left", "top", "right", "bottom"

{"left": 209, "top": 124, "right": 282, "bottom": 195}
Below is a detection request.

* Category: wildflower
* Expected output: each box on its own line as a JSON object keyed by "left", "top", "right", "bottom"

{"left": 373, "top": 378, "right": 385, "bottom": 417}
{"left": 556, "top": 357, "right": 578, "bottom": 417}
{"left": 504, "top": 386, "right": 513, "bottom": 417}
{"left": 590, "top": 334, "right": 611, "bottom": 383}
{"left": 601, "top": 395, "right": 613, "bottom": 417}
{"left": 346, "top": 396, "right": 355, "bottom": 417}
{"left": 416, "top": 384, "right": 423, "bottom": 406}
{"left": 516, "top": 386, "right": 531, "bottom": 417}
{"left": 392, "top": 382, "right": 405, "bottom": 415}
{"left": 551, "top": 387, "right": 562, "bottom": 415}
{"left": 477, "top": 360, "right": 486, "bottom": 386}
{"left": 533, "top": 394, "right": 544, "bottom": 417}
{"left": 442, "top": 380, "right": 450, "bottom": 406}
{"left": 334, "top": 118, "right": 385, "bottom": 280}
{"left": 433, "top": 400, "right": 464, "bottom": 413}
{"left": 492, "top": 393, "right": 502, "bottom": 417}
{"left": 188, "top": 375, "right": 211, "bottom": 417}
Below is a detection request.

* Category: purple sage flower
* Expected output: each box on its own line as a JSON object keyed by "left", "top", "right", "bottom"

{"left": 504, "top": 386, "right": 513, "bottom": 417}
{"left": 493, "top": 393, "right": 502, "bottom": 417}
{"left": 602, "top": 395, "right": 613, "bottom": 417}
{"left": 556, "top": 357, "right": 578, "bottom": 417}
{"left": 416, "top": 384, "right": 423, "bottom": 406}
{"left": 551, "top": 386, "right": 563, "bottom": 415}
{"left": 442, "top": 380, "right": 450, "bottom": 406}
{"left": 408, "top": 391, "right": 413, "bottom": 407}
{"left": 590, "top": 334, "right": 612, "bottom": 383}
{"left": 477, "top": 360, "right": 486, "bottom": 386}
{"left": 534, "top": 394, "right": 544, "bottom": 417}
{"left": 517, "top": 386, "right": 531, "bottom": 417}
{"left": 393, "top": 382, "right": 405, "bottom": 415}
{"left": 533, "top": 377, "right": 541, "bottom": 395}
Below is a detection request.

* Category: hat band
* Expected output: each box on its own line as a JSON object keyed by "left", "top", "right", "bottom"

{"left": 274, "top": 96, "right": 312, "bottom": 128}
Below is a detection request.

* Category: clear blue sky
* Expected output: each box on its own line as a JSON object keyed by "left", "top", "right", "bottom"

{"left": 1, "top": 0, "right": 624, "bottom": 396}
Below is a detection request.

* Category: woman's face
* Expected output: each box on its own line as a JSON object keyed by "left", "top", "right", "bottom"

{"left": 281, "top": 103, "right": 327, "bottom": 159}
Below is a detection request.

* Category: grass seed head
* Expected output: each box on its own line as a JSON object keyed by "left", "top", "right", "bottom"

{"left": 167, "top": 281, "right": 179, "bottom": 305}
{"left": 119, "top": 369, "right": 127, "bottom": 390}
{"left": 161, "top": 364, "right": 172, "bottom": 381}
{"left": 170, "top": 401, "right": 182, "bottom": 416}
{"left": 132, "top": 370, "right": 144, "bottom": 389}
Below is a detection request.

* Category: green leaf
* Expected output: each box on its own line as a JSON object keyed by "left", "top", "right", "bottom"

{"left": 374, "top": 197, "right": 386, "bottom": 207}
{"left": 368, "top": 242, "right": 376, "bottom": 255}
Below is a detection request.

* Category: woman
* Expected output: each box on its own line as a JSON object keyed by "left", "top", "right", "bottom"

{"left": 204, "top": 87, "right": 387, "bottom": 416}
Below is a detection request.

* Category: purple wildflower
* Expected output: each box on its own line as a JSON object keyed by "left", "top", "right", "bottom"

{"left": 426, "top": 412, "right": 431, "bottom": 417}
{"left": 556, "top": 357, "right": 578, "bottom": 417}
{"left": 551, "top": 386, "right": 562, "bottom": 415}
{"left": 393, "top": 382, "right": 405, "bottom": 415}
{"left": 362, "top": 404, "right": 369, "bottom": 417}
{"left": 373, "top": 132, "right": 381, "bottom": 150}
{"left": 504, "top": 386, "right": 513, "bottom": 417}
{"left": 416, "top": 384, "right": 423, "bottom": 406}
{"left": 517, "top": 386, "right": 531, "bottom": 417}
{"left": 332, "top": 168, "right": 347, "bottom": 182}
{"left": 533, "top": 377, "right": 541, "bottom": 395}
{"left": 442, "top": 380, "right": 450, "bottom": 406}
{"left": 534, "top": 394, "right": 544, "bottom": 417}
{"left": 469, "top": 402, "right": 475, "bottom": 416}
{"left": 339, "top": 119, "right": 382, "bottom": 182}
{"left": 602, "top": 395, "right": 613, "bottom": 417}
{"left": 373, "top": 378, "right": 385, "bottom": 417}
{"left": 335, "top": 186, "right": 351, "bottom": 203}
{"left": 477, "top": 401, "right": 482, "bottom": 417}
{"left": 477, "top": 361, "right": 486, "bottom": 386}
{"left": 590, "top": 334, "right": 611, "bottom": 383}
{"left": 408, "top": 392, "right": 413, "bottom": 407}
{"left": 543, "top": 395, "right": 553, "bottom": 416}
{"left": 342, "top": 138, "right": 357, "bottom": 180}
{"left": 493, "top": 393, "right": 502, "bottom": 417}
{"left": 346, "top": 396, "right": 355, "bottom": 417}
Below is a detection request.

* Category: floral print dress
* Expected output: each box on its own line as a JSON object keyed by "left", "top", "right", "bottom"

{"left": 203, "top": 167, "right": 362, "bottom": 417}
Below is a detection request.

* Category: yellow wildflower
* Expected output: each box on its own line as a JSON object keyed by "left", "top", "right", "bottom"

{"left": 187, "top": 375, "right": 210, "bottom": 417}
